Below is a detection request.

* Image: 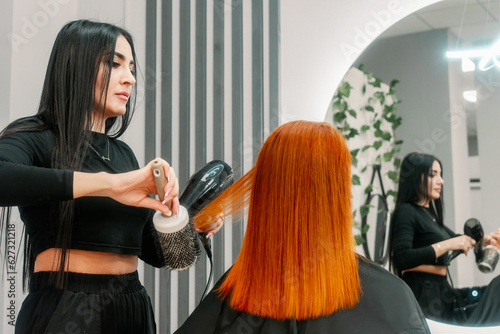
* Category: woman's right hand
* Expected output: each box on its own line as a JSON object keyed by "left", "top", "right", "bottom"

{"left": 443, "top": 235, "right": 476, "bottom": 255}
{"left": 73, "top": 158, "right": 179, "bottom": 215}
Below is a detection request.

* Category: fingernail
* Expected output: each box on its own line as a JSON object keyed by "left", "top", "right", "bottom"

{"left": 207, "top": 233, "right": 213, "bottom": 238}
{"left": 164, "top": 188, "right": 172, "bottom": 198}
{"left": 195, "top": 229, "right": 202, "bottom": 233}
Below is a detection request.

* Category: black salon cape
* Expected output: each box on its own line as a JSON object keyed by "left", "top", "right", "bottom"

{"left": 175, "top": 257, "right": 430, "bottom": 333}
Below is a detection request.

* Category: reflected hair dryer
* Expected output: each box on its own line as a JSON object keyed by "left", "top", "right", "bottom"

{"left": 448, "top": 218, "right": 499, "bottom": 273}
{"left": 465, "top": 218, "right": 499, "bottom": 273}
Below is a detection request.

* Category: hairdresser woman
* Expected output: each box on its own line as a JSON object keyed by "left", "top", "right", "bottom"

{"left": 175, "top": 121, "right": 430, "bottom": 333}
{"left": 0, "top": 20, "right": 216, "bottom": 333}
{"left": 390, "top": 152, "right": 500, "bottom": 325}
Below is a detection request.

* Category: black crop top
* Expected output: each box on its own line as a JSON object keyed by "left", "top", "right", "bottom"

{"left": 0, "top": 126, "right": 165, "bottom": 267}
{"left": 391, "top": 202, "right": 457, "bottom": 270}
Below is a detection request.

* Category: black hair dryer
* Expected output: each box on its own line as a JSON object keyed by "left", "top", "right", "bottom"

{"left": 178, "top": 160, "right": 234, "bottom": 257}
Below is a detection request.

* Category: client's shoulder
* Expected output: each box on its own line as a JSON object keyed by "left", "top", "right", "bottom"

{"left": 357, "top": 256, "right": 410, "bottom": 291}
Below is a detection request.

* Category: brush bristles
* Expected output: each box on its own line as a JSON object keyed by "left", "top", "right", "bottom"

{"left": 154, "top": 220, "right": 201, "bottom": 271}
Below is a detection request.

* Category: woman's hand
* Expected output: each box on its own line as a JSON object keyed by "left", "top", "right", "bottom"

{"left": 195, "top": 213, "right": 224, "bottom": 238}
{"left": 484, "top": 228, "right": 500, "bottom": 246}
{"left": 73, "top": 158, "right": 179, "bottom": 215}
{"left": 443, "top": 235, "right": 476, "bottom": 255}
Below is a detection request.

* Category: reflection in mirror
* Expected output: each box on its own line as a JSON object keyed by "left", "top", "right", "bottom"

{"left": 331, "top": 0, "right": 500, "bottom": 328}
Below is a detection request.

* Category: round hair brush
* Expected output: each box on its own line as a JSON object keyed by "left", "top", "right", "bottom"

{"left": 152, "top": 159, "right": 199, "bottom": 271}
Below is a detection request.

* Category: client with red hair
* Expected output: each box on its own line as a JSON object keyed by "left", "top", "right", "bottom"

{"left": 176, "top": 121, "right": 430, "bottom": 333}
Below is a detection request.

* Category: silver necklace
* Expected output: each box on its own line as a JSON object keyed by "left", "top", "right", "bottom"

{"left": 88, "top": 137, "right": 111, "bottom": 162}
{"left": 421, "top": 206, "right": 436, "bottom": 222}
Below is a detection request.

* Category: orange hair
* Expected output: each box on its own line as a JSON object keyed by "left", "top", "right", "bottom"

{"left": 194, "top": 121, "right": 360, "bottom": 320}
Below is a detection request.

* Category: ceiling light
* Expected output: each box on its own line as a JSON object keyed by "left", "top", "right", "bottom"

{"left": 463, "top": 90, "right": 477, "bottom": 103}
{"left": 446, "top": 39, "right": 500, "bottom": 71}
{"left": 461, "top": 57, "right": 475, "bottom": 72}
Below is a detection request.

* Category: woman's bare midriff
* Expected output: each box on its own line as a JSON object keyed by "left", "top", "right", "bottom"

{"left": 403, "top": 264, "right": 447, "bottom": 276}
{"left": 34, "top": 248, "right": 138, "bottom": 274}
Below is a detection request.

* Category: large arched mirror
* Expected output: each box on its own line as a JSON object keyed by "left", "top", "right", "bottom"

{"left": 331, "top": 0, "right": 500, "bottom": 327}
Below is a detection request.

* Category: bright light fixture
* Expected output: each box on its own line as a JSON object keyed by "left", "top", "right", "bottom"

{"left": 463, "top": 90, "right": 477, "bottom": 103}
{"left": 446, "top": 39, "right": 500, "bottom": 71}
{"left": 461, "top": 57, "right": 475, "bottom": 72}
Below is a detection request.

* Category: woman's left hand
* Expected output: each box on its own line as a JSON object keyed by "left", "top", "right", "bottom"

{"left": 484, "top": 228, "right": 500, "bottom": 246}
{"left": 196, "top": 213, "right": 224, "bottom": 238}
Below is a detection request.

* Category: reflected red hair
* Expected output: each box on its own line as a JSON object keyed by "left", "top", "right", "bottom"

{"left": 194, "top": 121, "right": 360, "bottom": 320}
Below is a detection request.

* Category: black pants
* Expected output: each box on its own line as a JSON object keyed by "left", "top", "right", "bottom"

{"left": 403, "top": 271, "right": 500, "bottom": 325}
{"left": 16, "top": 271, "right": 156, "bottom": 334}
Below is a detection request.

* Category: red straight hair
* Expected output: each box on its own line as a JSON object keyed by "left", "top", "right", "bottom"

{"left": 194, "top": 121, "right": 360, "bottom": 320}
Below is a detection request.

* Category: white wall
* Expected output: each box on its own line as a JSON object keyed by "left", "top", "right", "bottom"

{"left": 280, "top": 0, "right": 440, "bottom": 123}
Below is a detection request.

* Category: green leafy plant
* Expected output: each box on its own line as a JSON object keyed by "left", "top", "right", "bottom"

{"left": 332, "top": 65, "right": 403, "bottom": 245}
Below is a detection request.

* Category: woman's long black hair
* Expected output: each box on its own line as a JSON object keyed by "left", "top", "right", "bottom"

{"left": 0, "top": 19, "right": 138, "bottom": 289}
{"left": 388, "top": 152, "right": 444, "bottom": 277}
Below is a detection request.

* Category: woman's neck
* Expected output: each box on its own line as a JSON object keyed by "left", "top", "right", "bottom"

{"left": 90, "top": 113, "right": 106, "bottom": 133}
{"left": 416, "top": 199, "right": 430, "bottom": 208}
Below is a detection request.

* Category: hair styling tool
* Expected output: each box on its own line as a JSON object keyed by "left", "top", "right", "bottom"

{"left": 178, "top": 160, "right": 234, "bottom": 301}
{"left": 152, "top": 160, "right": 199, "bottom": 271}
{"left": 447, "top": 218, "right": 499, "bottom": 273}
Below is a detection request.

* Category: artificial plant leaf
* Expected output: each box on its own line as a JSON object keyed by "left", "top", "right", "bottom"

{"left": 365, "top": 184, "right": 373, "bottom": 194}
{"left": 346, "top": 128, "right": 359, "bottom": 139}
{"left": 360, "top": 204, "right": 374, "bottom": 218}
{"left": 352, "top": 156, "right": 358, "bottom": 168}
{"left": 362, "top": 145, "right": 371, "bottom": 152}
{"left": 333, "top": 111, "right": 347, "bottom": 124}
{"left": 373, "top": 141, "right": 382, "bottom": 150}
{"left": 370, "top": 77, "right": 382, "bottom": 88}
{"left": 338, "top": 81, "right": 352, "bottom": 98}
{"left": 348, "top": 109, "right": 357, "bottom": 118}
{"left": 354, "top": 234, "right": 366, "bottom": 246}
{"left": 361, "top": 125, "right": 371, "bottom": 133}
{"left": 382, "top": 131, "right": 392, "bottom": 141}
{"left": 384, "top": 113, "right": 397, "bottom": 123}
{"left": 387, "top": 189, "right": 397, "bottom": 198}
{"left": 383, "top": 104, "right": 393, "bottom": 116}
{"left": 383, "top": 151, "right": 393, "bottom": 162}
{"left": 387, "top": 170, "right": 399, "bottom": 183}
{"left": 352, "top": 174, "right": 361, "bottom": 186}
{"left": 392, "top": 117, "right": 403, "bottom": 129}
{"left": 361, "top": 224, "right": 370, "bottom": 233}
{"left": 333, "top": 99, "right": 348, "bottom": 112}
{"left": 374, "top": 91, "right": 385, "bottom": 105}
